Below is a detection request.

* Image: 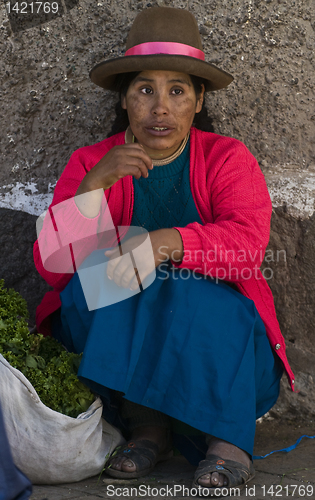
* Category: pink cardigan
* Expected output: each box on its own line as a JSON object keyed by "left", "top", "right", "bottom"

{"left": 33, "top": 127, "right": 294, "bottom": 390}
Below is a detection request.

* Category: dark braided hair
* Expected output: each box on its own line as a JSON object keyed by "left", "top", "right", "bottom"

{"left": 107, "top": 72, "right": 214, "bottom": 138}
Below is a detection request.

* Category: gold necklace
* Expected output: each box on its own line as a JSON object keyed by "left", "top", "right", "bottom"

{"left": 124, "top": 126, "right": 190, "bottom": 166}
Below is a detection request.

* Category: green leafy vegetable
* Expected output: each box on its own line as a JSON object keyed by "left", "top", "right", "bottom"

{"left": 0, "top": 279, "right": 95, "bottom": 417}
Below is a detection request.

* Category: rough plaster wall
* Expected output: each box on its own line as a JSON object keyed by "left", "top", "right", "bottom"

{"left": 1, "top": 0, "right": 314, "bottom": 188}
{"left": 0, "top": 0, "right": 315, "bottom": 418}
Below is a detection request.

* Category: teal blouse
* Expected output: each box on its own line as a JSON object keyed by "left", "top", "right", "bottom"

{"left": 131, "top": 139, "right": 203, "bottom": 230}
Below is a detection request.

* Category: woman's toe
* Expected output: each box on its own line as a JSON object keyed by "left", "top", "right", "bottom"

{"left": 197, "top": 472, "right": 228, "bottom": 488}
{"left": 197, "top": 473, "right": 211, "bottom": 486}
{"left": 109, "top": 456, "right": 136, "bottom": 472}
{"left": 216, "top": 472, "right": 228, "bottom": 487}
{"left": 121, "top": 458, "right": 137, "bottom": 472}
{"left": 209, "top": 471, "right": 220, "bottom": 486}
{"left": 109, "top": 456, "right": 123, "bottom": 470}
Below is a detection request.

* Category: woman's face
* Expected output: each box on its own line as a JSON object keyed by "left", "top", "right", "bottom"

{"left": 121, "top": 70, "right": 204, "bottom": 159}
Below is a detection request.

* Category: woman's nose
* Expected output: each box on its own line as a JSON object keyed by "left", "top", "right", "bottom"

{"left": 151, "top": 93, "right": 169, "bottom": 115}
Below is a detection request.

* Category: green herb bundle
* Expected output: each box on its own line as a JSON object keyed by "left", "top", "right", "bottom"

{"left": 0, "top": 279, "right": 95, "bottom": 418}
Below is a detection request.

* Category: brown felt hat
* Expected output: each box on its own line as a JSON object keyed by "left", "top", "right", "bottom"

{"left": 89, "top": 7, "right": 233, "bottom": 92}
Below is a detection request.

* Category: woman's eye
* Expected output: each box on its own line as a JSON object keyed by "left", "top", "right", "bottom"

{"left": 172, "top": 88, "right": 183, "bottom": 95}
{"left": 140, "top": 87, "right": 153, "bottom": 94}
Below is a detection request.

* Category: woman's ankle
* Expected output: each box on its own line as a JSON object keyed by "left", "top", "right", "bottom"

{"left": 130, "top": 425, "right": 171, "bottom": 451}
{"left": 206, "top": 436, "right": 251, "bottom": 467}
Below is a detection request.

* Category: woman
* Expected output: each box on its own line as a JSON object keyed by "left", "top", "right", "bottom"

{"left": 34, "top": 6, "right": 294, "bottom": 494}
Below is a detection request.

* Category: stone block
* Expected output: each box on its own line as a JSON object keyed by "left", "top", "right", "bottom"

{"left": 0, "top": 208, "right": 51, "bottom": 326}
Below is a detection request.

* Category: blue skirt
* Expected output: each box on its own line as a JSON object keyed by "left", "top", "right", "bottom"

{"left": 54, "top": 250, "right": 283, "bottom": 462}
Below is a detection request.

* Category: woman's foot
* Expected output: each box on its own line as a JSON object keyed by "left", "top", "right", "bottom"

{"left": 197, "top": 437, "right": 252, "bottom": 488}
{"left": 108, "top": 425, "right": 171, "bottom": 473}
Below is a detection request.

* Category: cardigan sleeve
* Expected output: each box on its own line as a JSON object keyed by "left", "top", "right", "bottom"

{"left": 33, "top": 149, "right": 115, "bottom": 291}
{"left": 172, "top": 140, "right": 272, "bottom": 282}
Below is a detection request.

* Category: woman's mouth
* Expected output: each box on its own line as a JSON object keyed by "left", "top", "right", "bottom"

{"left": 147, "top": 126, "right": 174, "bottom": 136}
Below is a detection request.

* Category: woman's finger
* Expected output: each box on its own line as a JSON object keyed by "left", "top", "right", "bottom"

{"left": 104, "top": 249, "right": 117, "bottom": 257}
{"left": 107, "top": 255, "right": 136, "bottom": 288}
{"left": 122, "top": 159, "right": 150, "bottom": 179}
{"left": 123, "top": 144, "right": 153, "bottom": 171}
{"left": 119, "top": 266, "right": 138, "bottom": 289}
{"left": 106, "top": 255, "right": 127, "bottom": 282}
{"left": 104, "top": 248, "right": 121, "bottom": 281}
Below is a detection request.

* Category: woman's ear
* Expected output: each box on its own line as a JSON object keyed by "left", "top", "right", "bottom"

{"left": 121, "top": 94, "right": 127, "bottom": 110}
{"left": 195, "top": 84, "right": 205, "bottom": 113}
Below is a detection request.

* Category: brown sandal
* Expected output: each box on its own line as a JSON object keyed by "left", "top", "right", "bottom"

{"left": 105, "top": 439, "right": 173, "bottom": 479}
{"left": 192, "top": 454, "right": 255, "bottom": 497}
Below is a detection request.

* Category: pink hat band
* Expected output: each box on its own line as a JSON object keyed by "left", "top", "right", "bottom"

{"left": 125, "top": 41, "right": 205, "bottom": 61}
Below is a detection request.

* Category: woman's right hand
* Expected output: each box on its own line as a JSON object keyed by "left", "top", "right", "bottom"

{"left": 74, "top": 143, "right": 153, "bottom": 218}
{"left": 77, "top": 143, "right": 153, "bottom": 194}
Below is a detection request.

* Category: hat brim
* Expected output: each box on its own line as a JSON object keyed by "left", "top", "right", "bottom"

{"left": 89, "top": 54, "right": 233, "bottom": 92}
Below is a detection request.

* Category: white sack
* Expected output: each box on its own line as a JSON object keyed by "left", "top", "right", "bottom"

{"left": 0, "top": 353, "right": 125, "bottom": 484}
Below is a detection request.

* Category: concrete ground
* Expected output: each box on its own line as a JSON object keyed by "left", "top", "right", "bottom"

{"left": 30, "top": 420, "right": 315, "bottom": 500}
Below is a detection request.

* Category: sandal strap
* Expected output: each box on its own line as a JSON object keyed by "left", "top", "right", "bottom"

{"left": 107, "top": 439, "right": 160, "bottom": 472}
{"left": 194, "top": 454, "right": 255, "bottom": 488}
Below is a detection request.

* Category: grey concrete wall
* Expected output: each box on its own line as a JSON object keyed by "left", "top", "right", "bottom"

{"left": 0, "top": 0, "right": 314, "bottom": 418}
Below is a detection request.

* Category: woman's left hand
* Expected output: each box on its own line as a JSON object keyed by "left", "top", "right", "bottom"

{"left": 104, "top": 228, "right": 183, "bottom": 290}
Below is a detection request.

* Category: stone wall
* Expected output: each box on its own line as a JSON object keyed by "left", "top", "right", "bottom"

{"left": 0, "top": 0, "right": 314, "bottom": 418}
